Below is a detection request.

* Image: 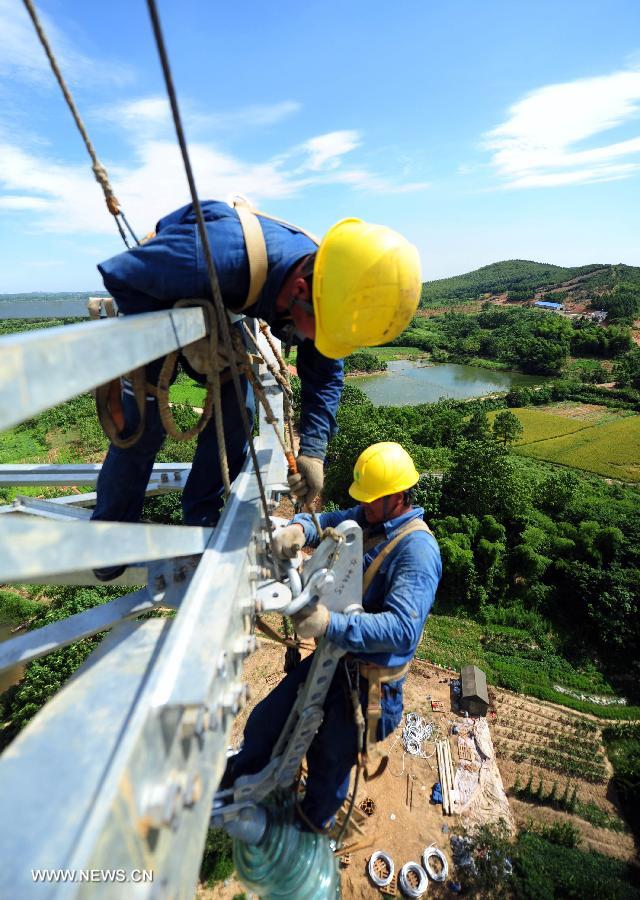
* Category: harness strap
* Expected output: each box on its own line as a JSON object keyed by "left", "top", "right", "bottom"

{"left": 362, "top": 518, "right": 433, "bottom": 595}
{"left": 355, "top": 517, "right": 432, "bottom": 779}
{"left": 360, "top": 660, "right": 412, "bottom": 753}
{"left": 88, "top": 296, "right": 116, "bottom": 319}
{"left": 231, "top": 198, "right": 320, "bottom": 313}
{"left": 233, "top": 198, "right": 269, "bottom": 311}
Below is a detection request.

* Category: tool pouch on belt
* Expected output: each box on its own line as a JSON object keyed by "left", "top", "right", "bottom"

{"left": 357, "top": 518, "right": 433, "bottom": 780}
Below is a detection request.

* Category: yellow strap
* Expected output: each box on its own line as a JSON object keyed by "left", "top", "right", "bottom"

{"left": 362, "top": 519, "right": 433, "bottom": 595}
{"left": 231, "top": 198, "right": 320, "bottom": 312}
{"left": 359, "top": 658, "right": 412, "bottom": 757}
{"left": 233, "top": 199, "right": 269, "bottom": 312}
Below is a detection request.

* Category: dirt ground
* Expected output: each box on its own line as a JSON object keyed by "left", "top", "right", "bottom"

{"left": 200, "top": 647, "right": 638, "bottom": 898}
{"left": 204, "top": 647, "right": 511, "bottom": 899}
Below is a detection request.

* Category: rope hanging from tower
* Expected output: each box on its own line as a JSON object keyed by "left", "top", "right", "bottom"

{"left": 22, "top": 0, "right": 139, "bottom": 249}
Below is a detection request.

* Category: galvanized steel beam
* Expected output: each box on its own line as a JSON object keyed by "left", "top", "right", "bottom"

{"left": 0, "top": 462, "right": 190, "bottom": 483}
{"left": 0, "top": 518, "right": 212, "bottom": 582}
{"left": 0, "top": 307, "right": 207, "bottom": 431}
{"left": 0, "top": 323, "right": 291, "bottom": 896}
{"left": 0, "top": 618, "right": 172, "bottom": 898}
{"left": 0, "top": 588, "right": 164, "bottom": 674}
{"left": 0, "top": 496, "right": 93, "bottom": 520}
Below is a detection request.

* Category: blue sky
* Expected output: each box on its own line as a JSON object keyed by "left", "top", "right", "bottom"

{"left": 1, "top": 0, "right": 639, "bottom": 292}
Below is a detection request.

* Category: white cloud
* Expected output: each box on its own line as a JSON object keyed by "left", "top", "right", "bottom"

{"left": 301, "top": 130, "right": 362, "bottom": 170}
{"left": 0, "top": 101, "right": 427, "bottom": 236}
{"left": 485, "top": 67, "right": 640, "bottom": 188}
{"left": 330, "top": 169, "right": 430, "bottom": 194}
{"left": 98, "top": 98, "right": 301, "bottom": 140}
{"left": 0, "top": 194, "right": 51, "bottom": 210}
{"left": 0, "top": 0, "right": 133, "bottom": 89}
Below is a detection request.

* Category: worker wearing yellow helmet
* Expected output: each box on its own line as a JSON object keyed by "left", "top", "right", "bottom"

{"left": 222, "top": 442, "right": 442, "bottom": 830}
{"left": 91, "top": 201, "right": 421, "bottom": 580}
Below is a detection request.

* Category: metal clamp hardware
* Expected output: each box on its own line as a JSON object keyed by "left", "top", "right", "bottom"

{"left": 212, "top": 520, "right": 363, "bottom": 833}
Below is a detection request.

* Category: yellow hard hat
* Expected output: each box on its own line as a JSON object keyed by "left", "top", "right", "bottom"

{"left": 349, "top": 442, "right": 420, "bottom": 503}
{"left": 312, "top": 218, "right": 421, "bottom": 360}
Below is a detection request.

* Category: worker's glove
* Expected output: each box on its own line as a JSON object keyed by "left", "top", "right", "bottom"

{"left": 292, "top": 602, "right": 330, "bottom": 640}
{"left": 288, "top": 455, "right": 324, "bottom": 506}
{"left": 272, "top": 524, "right": 305, "bottom": 560}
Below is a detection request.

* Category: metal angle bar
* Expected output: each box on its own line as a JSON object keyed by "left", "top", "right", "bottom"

{"left": 0, "top": 496, "right": 93, "bottom": 520}
{"left": 65, "top": 465, "right": 274, "bottom": 892}
{"left": 62, "top": 372, "right": 284, "bottom": 887}
{"left": 0, "top": 618, "right": 171, "bottom": 898}
{"left": 0, "top": 357, "right": 285, "bottom": 893}
{"left": 0, "top": 462, "right": 190, "bottom": 487}
{"left": 0, "top": 588, "right": 162, "bottom": 675}
{"left": 0, "top": 518, "right": 212, "bottom": 582}
{"left": 0, "top": 299, "right": 94, "bottom": 319}
{"left": 0, "top": 306, "right": 206, "bottom": 431}
{"left": 154, "top": 378, "right": 286, "bottom": 711}
{"left": 14, "top": 568, "right": 149, "bottom": 587}
{"left": 1, "top": 465, "right": 188, "bottom": 511}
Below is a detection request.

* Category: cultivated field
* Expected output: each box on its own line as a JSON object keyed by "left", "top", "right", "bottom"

{"left": 488, "top": 403, "right": 640, "bottom": 482}
{"left": 492, "top": 690, "right": 636, "bottom": 862}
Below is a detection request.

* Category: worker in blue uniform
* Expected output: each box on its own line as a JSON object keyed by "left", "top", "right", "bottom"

{"left": 222, "top": 442, "right": 442, "bottom": 830}
{"left": 91, "top": 200, "right": 421, "bottom": 580}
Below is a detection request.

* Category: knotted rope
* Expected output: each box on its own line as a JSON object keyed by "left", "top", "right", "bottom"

{"left": 22, "top": 0, "right": 139, "bottom": 248}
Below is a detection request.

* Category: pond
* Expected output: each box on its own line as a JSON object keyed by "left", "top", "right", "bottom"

{"left": 352, "top": 360, "right": 547, "bottom": 406}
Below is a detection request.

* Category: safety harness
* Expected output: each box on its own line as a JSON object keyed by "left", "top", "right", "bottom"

{"left": 94, "top": 199, "right": 318, "bottom": 448}
{"left": 352, "top": 517, "right": 434, "bottom": 780}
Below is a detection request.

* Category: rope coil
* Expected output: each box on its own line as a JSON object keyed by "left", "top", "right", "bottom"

{"left": 422, "top": 845, "right": 448, "bottom": 883}
{"left": 398, "top": 862, "right": 429, "bottom": 897}
{"left": 367, "top": 851, "right": 394, "bottom": 888}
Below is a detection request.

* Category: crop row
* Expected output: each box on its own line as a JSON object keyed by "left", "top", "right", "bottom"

{"left": 508, "top": 745, "right": 607, "bottom": 784}
{"left": 495, "top": 724, "right": 602, "bottom": 756}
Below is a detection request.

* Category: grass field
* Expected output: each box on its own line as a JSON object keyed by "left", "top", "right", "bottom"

{"left": 169, "top": 375, "right": 207, "bottom": 407}
{"left": 488, "top": 404, "right": 640, "bottom": 482}
{"left": 417, "top": 613, "right": 640, "bottom": 719}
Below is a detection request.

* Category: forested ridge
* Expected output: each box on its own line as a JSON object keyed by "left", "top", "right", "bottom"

{"left": 421, "top": 259, "right": 640, "bottom": 307}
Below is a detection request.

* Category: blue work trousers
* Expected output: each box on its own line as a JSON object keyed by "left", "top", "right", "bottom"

{"left": 225, "top": 654, "right": 404, "bottom": 829}
{"left": 92, "top": 329, "right": 255, "bottom": 527}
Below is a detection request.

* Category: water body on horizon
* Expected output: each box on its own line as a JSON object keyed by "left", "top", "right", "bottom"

{"left": 352, "top": 360, "right": 547, "bottom": 406}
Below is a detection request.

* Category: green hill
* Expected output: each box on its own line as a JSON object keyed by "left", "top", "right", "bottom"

{"left": 421, "top": 260, "right": 640, "bottom": 306}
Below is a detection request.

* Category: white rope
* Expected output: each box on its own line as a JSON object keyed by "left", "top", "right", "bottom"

{"left": 368, "top": 851, "right": 394, "bottom": 888}
{"left": 399, "top": 862, "right": 429, "bottom": 897}
{"left": 422, "top": 845, "right": 448, "bottom": 882}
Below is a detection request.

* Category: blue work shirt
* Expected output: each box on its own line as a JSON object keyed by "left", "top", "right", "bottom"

{"left": 98, "top": 200, "right": 343, "bottom": 459}
{"left": 292, "top": 505, "right": 442, "bottom": 667}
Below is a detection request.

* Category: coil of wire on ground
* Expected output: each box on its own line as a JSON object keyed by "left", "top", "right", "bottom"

{"left": 399, "top": 861, "right": 429, "bottom": 897}
{"left": 422, "top": 845, "right": 448, "bottom": 882}
{"left": 368, "top": 851, "right": 394, "bottom": 888}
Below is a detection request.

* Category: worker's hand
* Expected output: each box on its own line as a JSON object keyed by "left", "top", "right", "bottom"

{"left": 288, "top": 455, "right": 324, "bottom": 506}
{"left": 292, "top": 602, "right": 330, "bottom": 639}
{"left": 272, "top": 524, "right": 305, "bottom": 560}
